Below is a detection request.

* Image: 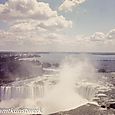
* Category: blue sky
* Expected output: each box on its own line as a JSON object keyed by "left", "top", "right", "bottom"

{"left": 0, "top": 0, "right": 115, "bottom": 52}
{"left": 43, "top": 0, "right": 115, "bottom": 35}
{"left": 0, "top": 0, "right": 7, "bottom": 4}
{"left": 0, "top": 0, "right": 115, "bottom": 35}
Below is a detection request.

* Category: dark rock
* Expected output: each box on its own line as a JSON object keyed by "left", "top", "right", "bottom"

{"left": 50, "top": 103, "right": 114, "bottom": 115}
{"left": 52, "top": 63, "right": 59, "bottom": 68}
{"left": 101, "top": 105, "right": 106, "bottom": 108}
{"left": 42, "top": 62, "right": 52, "bottom": 68}
{"left": 109, "top": 103, "right": 115, "bottom": 109}
{"left": 98, "top": 68, "right": 106, "bottom": 73}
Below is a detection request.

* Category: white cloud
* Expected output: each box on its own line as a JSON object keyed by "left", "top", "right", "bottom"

{"left": 59, "top": 0, "right": 86, "bottom": 12}
{"left": 90, "top": 32, "right": 105, "bottom": 41}
{"left": 106, "top": 29, "right": 115, "bottom": 40}
{"left": 0, "top": 30, "right": 14, "bottom": 40}
{"left": 9, "top": 16, "right": 72, "bottom": 33}
{"left": 0, "top": 0, "right": 115, "bottom": 52}
{"left": 38, "top": 16, "right": 72, "bottom": 31}
{"left": 9, "top": 20, "right": 47, "bottom": 32}
{"left": 0, "top": 0, "right": 73, "bottom": 38}
{"left": 0, "top": 0, "right": 57, "bottom": 20}
{"left": 0, "top": 28, "right": 115, "bottom": 52}
{"left": 89, "top": 29, "right": 115, "bottom": 42}
{"left": 0, "top": 0, "right": 72, "bottom": 47}
{"left": 0, "top": 0, "right": 72, "bottom": 35}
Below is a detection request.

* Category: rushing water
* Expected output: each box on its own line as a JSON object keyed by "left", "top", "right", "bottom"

{"left": 0, "top": 54, "right": 113, "bottom": 114}
{"left": 0, "top": 82, "right": 44, "bottom": 100}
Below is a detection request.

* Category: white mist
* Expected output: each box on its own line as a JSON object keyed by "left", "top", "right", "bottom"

{"left": 41, "top": 56, "right": 98, "bottom": 114}
{"left": 0, "top": 56, "right": 99, "bottom": 114}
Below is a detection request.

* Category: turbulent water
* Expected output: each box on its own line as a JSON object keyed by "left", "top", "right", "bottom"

{"left": 0, "top": 54, "right": 114, "bottom": 114}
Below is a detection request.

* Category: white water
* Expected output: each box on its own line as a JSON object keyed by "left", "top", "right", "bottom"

{"left": 0, "top": 56, "right": 100, "bottom": 114}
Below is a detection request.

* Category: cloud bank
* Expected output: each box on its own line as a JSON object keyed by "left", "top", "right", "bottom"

{"left": 0, "top": 0, "right": 115, "bottom": 52}
{"left": 0, "top": 0, "right": 73, "bottom": 51}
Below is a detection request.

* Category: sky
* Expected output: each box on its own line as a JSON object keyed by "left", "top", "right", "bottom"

{"left": 0, "top": 0, "right": 115, "bottom": 52}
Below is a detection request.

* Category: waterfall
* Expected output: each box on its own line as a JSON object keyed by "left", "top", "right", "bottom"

{"left": 0, "top": 81, "right": 45, "bottom": 101}
{"left": 76, "top": 82, "right": 98, "bottom": 101}
{"left": 0, "top": 56, "right": 101, "bottom": 114}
